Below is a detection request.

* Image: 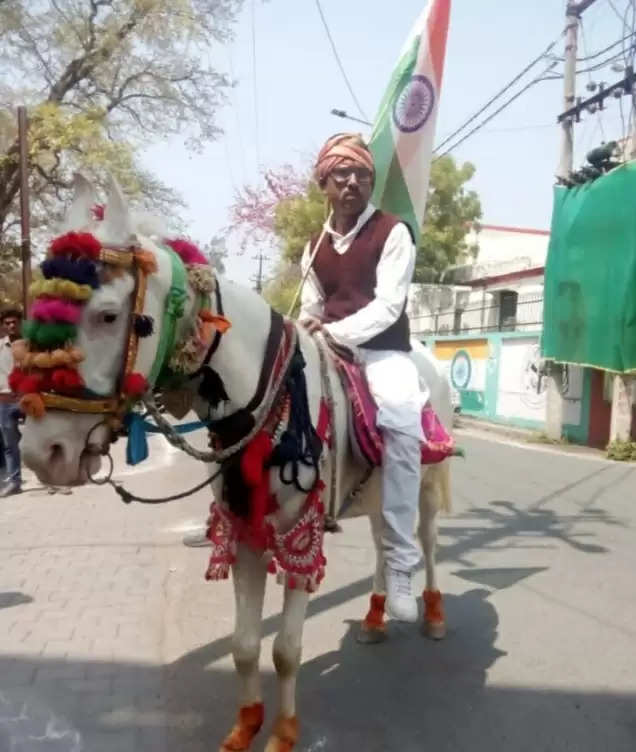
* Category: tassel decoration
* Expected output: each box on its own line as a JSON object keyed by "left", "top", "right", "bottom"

{"left": 199, "top": 309, "right": 232, "bottom": 333}
{"left": 20, "top": 393, "right": 46, "bottom": 419}
{"left": 133, "top": 314, "right": 154, "bottom": 338}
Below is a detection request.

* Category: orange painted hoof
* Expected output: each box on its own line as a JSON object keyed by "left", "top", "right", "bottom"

{"left": 423, "top": 589, "right": 446, "bottom": 640}
{"left": 220, "top": 703, "right": 264, "bottom": 751}
{"left": 264, "top": 715, "right": 299, "bottom": 752}
{"left": 358, "top": 593, "right": 387, "bottom": 644}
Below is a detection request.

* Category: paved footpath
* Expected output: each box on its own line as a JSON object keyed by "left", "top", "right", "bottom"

{"left": 1, "top": 428, "right": 635, "bottom": 752}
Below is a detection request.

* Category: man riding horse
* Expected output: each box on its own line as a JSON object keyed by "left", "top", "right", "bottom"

{"left": 300, "top": 133, "right": 426, "bottom": 623}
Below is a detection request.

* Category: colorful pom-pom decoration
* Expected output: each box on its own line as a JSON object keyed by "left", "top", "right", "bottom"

{"left": 29, "top": 279, "right": 92, "bottom": 302}
{"left": 49, "top": 232, "right": 101, "bottom": 260}
{"left": 41, "top": 257, "right": 100, "bottom": 289}
{"left": 164, "top": 238, "right": 208, "bottom": 266}
{"left": 22, "top": 320, "right": 77, "bottom": 348}
{"left": 122, "top": 372, "right": 148, "bottom": 397}
{"left": 51, "top": 368, "right": 83, "bottom": 393}
{"left": 9, "top": 369, "right": 45, "bottom": 395}
{"left": 30, "top": 298, "right": 82, "bottom": 324}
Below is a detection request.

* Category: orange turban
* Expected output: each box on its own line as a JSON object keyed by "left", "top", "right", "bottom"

{"left": 314, "top": 133, "right": 375, "bottom": 184}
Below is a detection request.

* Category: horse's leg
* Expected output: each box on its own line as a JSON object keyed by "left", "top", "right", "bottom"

{"left": 220, "top": 544, "right": 267, "bottom": 752}
{"left": 358, "top": 489, "right": 389, "bottom": 644}
{"left": 264, "top": 586, "right": 309, "bottom": 752}
{"left": 419, "top": 467, "right": 446, "bottom": 640}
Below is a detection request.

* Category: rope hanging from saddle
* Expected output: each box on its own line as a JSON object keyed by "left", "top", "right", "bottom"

{"left": 269, "top": 345, "right": 322, "bottom": 493}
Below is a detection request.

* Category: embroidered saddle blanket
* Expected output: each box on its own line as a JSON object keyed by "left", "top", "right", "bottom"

{"left": 334, "top": 355, "right": 455, "bottom": 467}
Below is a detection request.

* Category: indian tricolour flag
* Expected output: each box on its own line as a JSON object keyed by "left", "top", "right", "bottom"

{"left": 369, "top": 0, "right": 451, "bottom": 244}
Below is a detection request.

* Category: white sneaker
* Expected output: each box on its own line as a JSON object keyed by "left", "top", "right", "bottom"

{"left": 385, "top": 567, "right": 418, "bottom": 623}
{"left": 182, "top": 528, "right": 211, "bottom": 547}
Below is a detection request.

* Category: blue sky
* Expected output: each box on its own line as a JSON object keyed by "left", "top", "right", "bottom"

{"left": 142, "top": 0, "right": 630, "bottom": 283}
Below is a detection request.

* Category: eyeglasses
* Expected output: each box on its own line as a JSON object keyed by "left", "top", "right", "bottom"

{"left": 330, "top": 166, "right": 373, "bottom": 185}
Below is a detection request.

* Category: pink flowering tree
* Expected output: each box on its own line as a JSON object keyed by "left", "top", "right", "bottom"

{"left": 228, "top": 164, "right": 327, "bottom": 315}
{"left": 228, "top": 165, "right": 314, "bottom": 254}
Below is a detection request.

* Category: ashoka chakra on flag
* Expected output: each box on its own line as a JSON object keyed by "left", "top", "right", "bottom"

{"left": 393, "top": 75, "right": 435, "bottom": 133}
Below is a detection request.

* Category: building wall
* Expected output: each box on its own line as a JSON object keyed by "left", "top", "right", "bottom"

{"left": 408, "top": 277, "right": 544, "bottom": 338}
{"left": 423, "top": 331, "right": 591, "bottom": 443}
{"left": 467, "top": 225, "right": 549, "bottom": 267}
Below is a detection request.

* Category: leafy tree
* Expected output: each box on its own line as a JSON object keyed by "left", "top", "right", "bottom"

{"left": 0, "top": 0, "right": 242, "bottom": 249}
{"left": 262, "top": 261, "right": 301, "bottom": 316}
{"left": 273, "top": 181, "right": 327, "bottom": 264}
{"left": 203, "top": 234, "right": 228, "bottom": 274}
{"left": 230, "top": 155, "right": 482, "bottom": 288}
{"left": 415, "top": 156, "right": 482, "bottom": 282}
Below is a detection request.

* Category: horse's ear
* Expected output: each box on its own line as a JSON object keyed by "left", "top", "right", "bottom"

{"left": 98, "top": 173, "right": 138, "bottom": 247}
{"left": 60, "top": 173, "right": 96, "bottom": 232}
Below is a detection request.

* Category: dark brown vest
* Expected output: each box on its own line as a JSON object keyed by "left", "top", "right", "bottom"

{"left": 311, "top": 210, "right": 411, "bottom": 351}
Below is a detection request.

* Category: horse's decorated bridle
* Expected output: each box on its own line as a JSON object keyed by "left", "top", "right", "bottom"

{"left": 10, "top": 229, "right": 230, "bottom": 439}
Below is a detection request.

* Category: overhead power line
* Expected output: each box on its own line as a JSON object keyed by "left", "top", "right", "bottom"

{"left": 574, "top": 31, "right": 635, "bottom": 60}
{"left": 435, "top": 61, "right": 559, "bottom": 159}
{"left": 580, "top": 19, "right": 605, "bottom": 138}
{"left": 541, "top": 45, "right": 636, "bottom": 79}
{"left": 434, "top": 34, "right": 564, "bottom": 154}
{"left": 314, "top": 0, "right": 370, "bottom": 122}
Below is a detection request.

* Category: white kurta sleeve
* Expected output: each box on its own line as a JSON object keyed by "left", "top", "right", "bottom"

{"left": 323, "top": 223, "right": 415, "bottom": 348}
{"left": 299, "top": 241, "right": 325, "bottom": 321}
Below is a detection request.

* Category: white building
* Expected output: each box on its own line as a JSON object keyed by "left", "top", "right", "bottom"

{"left": 408, "top": 224, "right": 550, "bottom": 337}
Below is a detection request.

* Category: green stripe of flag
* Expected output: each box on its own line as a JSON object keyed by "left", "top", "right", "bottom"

{"left": 370, "top": 36, "right": 421, "bottom": 242}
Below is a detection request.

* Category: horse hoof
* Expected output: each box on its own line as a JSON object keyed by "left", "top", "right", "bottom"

{"left": 219, "top": 703, "right": 264, "bottom": 751}
{"left": 358, "top": 593, "right": 387, "bottom": 644}
{"left": 357, "top": 622, "right": 388, "bottom": 644}
{"left": 424, "top": 619, "right": 446, "bottom": 640}
{"left": 264, "top": 715, "right": 299, "bottom": 752}
{"left": 422, "top": 590, "right": 446, "bottom": 640}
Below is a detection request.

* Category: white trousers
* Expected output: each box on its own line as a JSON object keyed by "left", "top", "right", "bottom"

{"left": 360, "top": 349, "right": 427, "bottom": 572}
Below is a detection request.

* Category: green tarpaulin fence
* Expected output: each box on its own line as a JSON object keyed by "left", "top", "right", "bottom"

{"left": 542, "top": 162, "right": 636, "bottom": 373}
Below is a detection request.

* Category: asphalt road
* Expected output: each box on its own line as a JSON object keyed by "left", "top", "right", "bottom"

{"left": 1, "top": 430, "right": 635, "bottom": 751}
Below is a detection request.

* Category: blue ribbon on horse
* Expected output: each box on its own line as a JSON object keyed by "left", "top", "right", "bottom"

{"left": 125, "top": 412, "right": 208, "bottom": 466}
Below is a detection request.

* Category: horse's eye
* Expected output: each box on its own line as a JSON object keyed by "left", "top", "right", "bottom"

{"left": 102, "top": 313, "right": 118, "bottom": 324}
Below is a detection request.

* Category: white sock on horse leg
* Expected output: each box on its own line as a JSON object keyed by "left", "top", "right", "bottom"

{"left": 232, "top": 545, "right": 267, "bottom": 705}
{"left": 273, "top": 587, "right": 309, "bottom": 719}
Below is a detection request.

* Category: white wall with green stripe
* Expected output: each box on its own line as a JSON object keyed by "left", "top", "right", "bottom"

{"left": 422, "top": 331, "right": 591, "bottom": 444}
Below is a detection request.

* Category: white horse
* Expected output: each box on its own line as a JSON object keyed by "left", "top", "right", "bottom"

{"left": 20, "top": 178, "right": 454, "bottom": 752}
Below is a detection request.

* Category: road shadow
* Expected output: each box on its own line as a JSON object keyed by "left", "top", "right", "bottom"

{"left": 437, "top": 463, "right": 629, "bottom": 567}
{"left": 1, "top": 588, "right": 635, "bottom": 751}
{"left": 0, "top": 593, "right": 33, "bottom": 611}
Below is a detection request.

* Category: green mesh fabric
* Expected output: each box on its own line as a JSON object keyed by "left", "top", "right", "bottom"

{"left": 542, "top": 163, "right": 636, "bottom": 373}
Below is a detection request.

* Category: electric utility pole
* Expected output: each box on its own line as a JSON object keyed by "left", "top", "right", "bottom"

{"left": 548, "top": 0, "right": 600, "bottom": 439}
{"left": 252, "top": 253, "right": 269, "bottom": 294}
{"left": 557, "top": 5, "right": 580, "bottom": 181}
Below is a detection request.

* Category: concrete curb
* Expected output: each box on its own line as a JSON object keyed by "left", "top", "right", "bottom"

{"left": 454, "top": 415, "right": 613, "bottom": 462}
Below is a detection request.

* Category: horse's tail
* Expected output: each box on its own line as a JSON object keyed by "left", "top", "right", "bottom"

{"left": 438, "top": 458, "right": 452, "bottom": 514}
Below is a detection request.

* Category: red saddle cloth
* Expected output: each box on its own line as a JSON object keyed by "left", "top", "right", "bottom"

{"left": 334, "top": 355, "right": 455, "bottom": 467}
